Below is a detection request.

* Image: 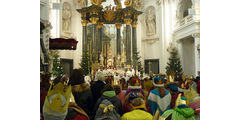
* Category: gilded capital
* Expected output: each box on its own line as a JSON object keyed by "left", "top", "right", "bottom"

{"left": 81, "top": 20, "right": 88, "bottom": 26}
{"left": 115, "top": 23, "right": 122, "bottom": 29}
{"left": 132, "top": 21, "right": 137, "bottom": 28}
{"left": 97, "top": 22, "right": 103, "bottom": 28}
{"left": 90, "top": 17, "right": 99, "bottom": 24}
{"left": 124, "top": 18, "right": 132, "bottom": 25}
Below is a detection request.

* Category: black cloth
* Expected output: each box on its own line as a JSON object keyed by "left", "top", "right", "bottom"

{"left": 90, "top": 80, "right": 106, "bottom": 105}
{"left": 195, "top": 76, "right": 200, "bottom": 83}
{"left": 72, "top": 86, "right": 93, "bottom": 119}
{"left": 92, "top": 95, "right": 124, "bottom": 119}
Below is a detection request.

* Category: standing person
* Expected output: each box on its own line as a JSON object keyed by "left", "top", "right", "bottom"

{"left": 195, "top": 71, "right": 200, "bottom": 83}
{"left": 93, "top": 84, "right": 123, "bottom": 119}
{"left": 43, "top": 76, "right": 72, "bottom": 120}
{"left": 148, "top": 76, "right": 172, "bottom": 116}
{"left": 40, "top": 72, "right": 51, "bottom": 114}
{"left": 91, "top": 71, "right": 107, "bottom": 105}
{"left": 113, "top": 85, "right": 125, "bottom": 107}
{"left": 69, "top": 69, "right": 94, "bottom": 119}
{"left": 156, "top": 94, "right": 195, "bottom": 120}
{"left": 121, "top": 98, "right": 153, "bottom": 120}
{"left": 124, "top": 77, "right": 145, "bottom": 113}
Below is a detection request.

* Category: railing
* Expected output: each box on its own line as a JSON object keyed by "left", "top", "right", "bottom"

{"left": 179, "top": 15, "right": 194, "bottom": 27}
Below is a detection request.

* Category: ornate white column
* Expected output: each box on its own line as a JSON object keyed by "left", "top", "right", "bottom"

{"left": 192, "top": 33, "right": 200, "bottom": 76}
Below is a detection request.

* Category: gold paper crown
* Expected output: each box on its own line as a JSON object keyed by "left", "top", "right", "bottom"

{"left": 169, "top": 75, "right": 175, "bottom": 83}
{"left": 182, "top": 74, "right": 186, "bottom": 81}
{"left": 175, "top": 93, "right": 186, "bottom": 107}
{"left": 44, "top": 83, "right": 72, "bottom": 114}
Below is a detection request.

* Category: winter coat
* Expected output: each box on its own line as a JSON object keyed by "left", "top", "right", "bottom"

{"left": 72, "top": 83, "right": 93, "bottom": 118}
{"left": 90, "top": 80, "right": 106, "bottom": 104}
{"left": 93, "top": 91, "right": 123, "bottom": 118}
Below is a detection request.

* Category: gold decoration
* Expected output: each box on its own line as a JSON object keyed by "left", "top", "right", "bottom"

{"left": 104, "top": 5, "right": 116, "bottom": 22}
{"left": 97, "top": 22, "right": 103, "bottom": 28}
{"left": 124, "top": 0, "right": 133, "bottom": 7}
{"left": 99, "top": 104, "right": 115, "bottom": 113}
{"left": 81, "top": 20, "right": 88, "bottom": 26}
{"left": 132, "top": 21, "right": 137, "bottom": 27}
{"left": 114, "top": 0, "right": 122, "bottom": 10}
{"left": 91, "top": 0, "right": 106, "bottom": 7}
{"left": 124, "top": 18, "right": 132, "bottom": 25}
{"left": 90, "top": 17, "right": 99, "bottom": 24}
{"left": 175, "top": 93, "right": 186, "bottom": 107}
{"left": 115, "top": 23, "right": 122, "bottom": 29}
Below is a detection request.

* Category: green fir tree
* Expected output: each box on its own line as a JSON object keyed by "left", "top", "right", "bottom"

{"left": 165, "top": 47, "right": 183, "bottom": 76}
{"left": 133, "top": 51, "right": 144, "bottom": 75}
{"left": 80, "top": 50, "right": 91, "bottom": 76}
{"left": 52, "top": 52, "right": 63, "bottom": 77}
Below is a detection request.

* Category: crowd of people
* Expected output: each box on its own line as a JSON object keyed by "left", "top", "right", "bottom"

{"left": 40, "top": 69, "right": 200, "bottom": 120}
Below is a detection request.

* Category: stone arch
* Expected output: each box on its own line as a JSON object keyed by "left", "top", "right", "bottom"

{"left": 176, "top": 0, "right": 193, "bottom": 19}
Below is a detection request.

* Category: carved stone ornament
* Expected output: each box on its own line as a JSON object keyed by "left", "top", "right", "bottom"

{"left": 142, "top": 37, "right": 159, "bottom": 45}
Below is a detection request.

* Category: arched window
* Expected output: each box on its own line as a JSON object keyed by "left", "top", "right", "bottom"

{"left": 183, "top": 0, "right": 193, "bottom": 18}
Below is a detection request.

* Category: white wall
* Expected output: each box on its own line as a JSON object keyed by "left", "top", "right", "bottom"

{"left": 58, "top": 0, "right": 83, "bottom": 69}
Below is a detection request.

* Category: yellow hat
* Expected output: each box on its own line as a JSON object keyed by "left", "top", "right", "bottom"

{"left": 43, "top": 82, "right": 71, "bottom": 115}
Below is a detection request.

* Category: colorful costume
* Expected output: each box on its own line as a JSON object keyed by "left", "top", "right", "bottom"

{"left": 160, "top": 94, "right": 195, "bottom": 120}
{"left": 148, "top": 76, "right": 172, "bottom": 115}
{"left": 43, "top": 82, "right": 71, "bottom": 120}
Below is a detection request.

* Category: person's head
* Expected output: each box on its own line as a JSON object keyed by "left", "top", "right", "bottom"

{"left": 131, "top": 98, "right": 146, "bottom": 110}
{"left": 69, "top": 69, "right": 84, "bottom": 86}
{"left": 101, "top": 84, "right": 114, "bottom": 95}
{"left": 95, "top": 71, "right": 106, "bottom": 81}
{"left": 198, "top": 71, "right": 200, "bottom": 76}
{"left": 113, "top": 85, "right": 121, "bottom": 95}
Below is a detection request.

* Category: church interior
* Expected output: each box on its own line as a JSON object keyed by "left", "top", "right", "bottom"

{"left": 40, "top": 0, "right": 200, "bottom": 77}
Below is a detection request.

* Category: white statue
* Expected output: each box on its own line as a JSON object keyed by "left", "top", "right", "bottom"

{"left": 146, "top": 9, "right": 156, "bottom": 36}
{"left": 62, "top": 2, "right": 72, "bottom": 32}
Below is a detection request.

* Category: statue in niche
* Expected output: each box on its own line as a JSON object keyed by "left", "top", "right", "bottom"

{"left": 78, "top": 0, "right": 87, "bottom": 8}
{"left": 62, "top": 2, "right": 72, "bottom": 32}
{"left": 145, "top": 9, "right": 156, "bottom": 36}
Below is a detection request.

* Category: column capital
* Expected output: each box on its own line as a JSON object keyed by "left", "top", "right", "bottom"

{"left": 97, "top": 22, "right": 103, "bottom": 28}
{"left": 192, "top": 32, "right": 200, "bottom": 38}
{"left": 90, "top": 17, "right": 99, "bottom": 24}
{"left": 115, "top": 23, "right": 122, "bottom": 29}
{"left": 132, "top": 21, "right": 138, "bottom": 28}
{"left": 124, "top": 18, "right": 132, "bottom": 25}
{"left": 81, "top": 20, "right": 88, "bottom": 26}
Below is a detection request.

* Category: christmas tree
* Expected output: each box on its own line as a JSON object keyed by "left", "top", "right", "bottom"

{"left": 80, "top": 50, "right": 91, "bottom": 76}
{"left": 165, "top": 47, "right": 183, "bottom": 76}
{"left": 133, "top": 51, "right": 144, "bottom": 75}
{"left": 52, "top": 52, "right": 63, "bottom": 77}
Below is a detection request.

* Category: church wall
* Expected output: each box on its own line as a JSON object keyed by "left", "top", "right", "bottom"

{"left": 58, "top": 0, "right": 83, "bottom": 69}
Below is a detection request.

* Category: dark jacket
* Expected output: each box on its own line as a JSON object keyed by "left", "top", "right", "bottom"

{"left": 93, "top": 94, "right": 124, "bottom": 118}
{"left": 90, "top": 80, "right": 106, "bottom": 104}
{"left": 72, "top": 83, "right": 93, "bottom": 118}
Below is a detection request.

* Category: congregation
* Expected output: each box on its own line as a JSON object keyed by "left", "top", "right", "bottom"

{"left": 40, "top": 69, "right": 200, "bottom": 120}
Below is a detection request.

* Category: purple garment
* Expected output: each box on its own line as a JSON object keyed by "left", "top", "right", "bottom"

{"left": 125, "top": 88, "right": 145, "bottom": 97}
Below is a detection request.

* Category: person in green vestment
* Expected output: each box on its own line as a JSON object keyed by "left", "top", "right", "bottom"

{"left": 155, "top": 93, "right": 195, "bottom": 120}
